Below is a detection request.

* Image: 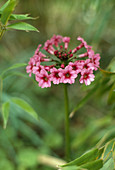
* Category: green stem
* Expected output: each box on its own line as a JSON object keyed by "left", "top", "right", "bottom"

{"left": 0, "top": 77, "right": 3, "bottom": 112}
{"left": 63, "top": 84, "right": 70, "bottom": 161}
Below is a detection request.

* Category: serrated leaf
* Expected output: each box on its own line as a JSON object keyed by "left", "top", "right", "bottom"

{"left": 81, "top": 159, "right": 103, "bottom": 170}
{"left": 2, "top": 101, "right": 10, "bottom": 129}
{"left": 7, "top": 22, "right": 39, "bottom": 32}
{"left": 11, "top": 97, "right": 39, "bottom": 121}
{"left": 1, "top": 0, "right": 17, "bottom": 25}
{"left": 0, "top": 63, "right": 27, "bottom": 77}
{"left": 61, "top": 148, "right": 99, "bottom": 167}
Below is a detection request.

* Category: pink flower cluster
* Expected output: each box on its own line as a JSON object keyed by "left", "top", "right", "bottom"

{"left": 26, "top": 35, "right": 100, "bottom": 88}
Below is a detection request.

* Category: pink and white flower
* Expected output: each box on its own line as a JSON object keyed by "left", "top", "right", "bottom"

{"left": 69, "top": 61, "right": 82, "bottom": 74}
{"left": 51, "top": 34, "right": 62, "bottom": 47}
{"left": 59, "top": 65, "right": 77, "bottom": 84}
{"left": 80, "top": 69, "right": 95, "bottom": 86}
{"left": 77, "top": 36, "right": 92, "bottom": 50}
{"left": 26, "top": 57, "right": 35, "bottom": 77}
{"left": 63, "top": 37, "right": 70, "bottom": 50}
{"left": 88, "top": 50, "right": 100, "bottom": 70}
{"left": 50, "top": 67, "right": 62, "bottom": 84}
{"left": 81, "top": 59, "right": 95, "bottom": 71}
{"left": 36, "top": 69, "right": 51, "bottom": 88}
{"left": 26, "top": 34, "right": 100, "bottom": 88}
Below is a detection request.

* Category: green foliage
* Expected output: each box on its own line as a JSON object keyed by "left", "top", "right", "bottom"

{"left": 0, "top": 0, "right": 38, "bottom": 39}
{"left": 0, "top": 0, "right": 115, "bottom": 169}
{"left": 2, "top": 101, "right": 10, "bottom": 129}
{"left": 11, "top": 97, "right": 39, "bottom": 121}
{"left": 60, "top": 139, "right": 115, "bottom": 170}
{"left": 0, "top": 0, "right": 16, "bottom": 25}
{"left": 61, "top": 148, "right": 99, "bottom": 167}
{"left": 0, "top": 63, "right": 27, "bottom": 78}
{"left": 7, "top": 22, "right": 39, "bottom": 32}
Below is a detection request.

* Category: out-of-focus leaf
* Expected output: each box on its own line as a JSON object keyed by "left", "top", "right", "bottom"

{"left": 0, "top": 159, "right": 14, "bottom": 170}
{"left": 11, "top": 97, "right": 39, "bottom": 120}
{"left": 1, "top": 0, "right": 17, "bottom": 25}
{"left": 2, "top": 101, "right": 10, "bottom": 129}
{"left": 72, "top": 116, "right": 111, "bottom": 149}
{"left": 108, "top": 83, "right": 115, "bottom": 104}
{"left": 18, "top": 148, "right": 38, "bottom": 168}
{"left": 7, "top": 22, "right": 39, "bottom": 32}
{"left": 61, "top": 148, "right": 98, "bottom": 167}
{"left": 2, "top": 71, "right": 31, "bottom": 80}
{"left": 0, "top": 63, "right": 27, "bottom": 77}
{"left": 70, "top": 83, "right": 100, "bottom": 118}
{"left": 9, "top": 13, "right": 38, "bottom": 20}
{"left": 81, "top": 159, "right": 103, "bottom": 170}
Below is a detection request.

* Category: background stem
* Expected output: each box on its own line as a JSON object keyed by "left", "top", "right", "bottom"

{"left": 63, "top": 84, "right": 70, "bottom": 161}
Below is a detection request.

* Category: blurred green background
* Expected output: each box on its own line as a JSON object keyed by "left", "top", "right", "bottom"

{"left": 0, "top": 0, "right": 115, "bottom": 169}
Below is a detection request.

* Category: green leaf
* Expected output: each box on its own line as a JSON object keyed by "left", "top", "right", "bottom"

{"left": 61, "top": 148, "right": 99, "bottom": 167}
{"left": 9, "top": 13, "right": 38, "bottom": 20}
{"left": 11, "top": 97, "right": 39, "bottom": 121}
{"left": 7, "top": 22, "right": 39, "bottom": 32}
{"left": 61, "top": 166, "right": 84, "bottom": 170}
{"left": 81, "top": 159, "right": 103, "bottom": 170}
{"left": 0, "top": 0, "right": 10, "bottom": 13}
{"left": 2, "top": 71, "right": 30, "bottom": 80}
{"left": 101, "top": 139, "right": 115, "bottom": 160}
{"left": 18, "top": 148, "right": 38, "bottom": 168}
{"left": 2, "top": 102, "right": 10, "bottom": 129}
{"left": 1, "top": 0, "right": 17, "bottom": 25}
{"left": 100, "top": 158, "right": 114, "bottom": 170}
{"left": 0, "top": 63, "right": 27, "bottom": 77}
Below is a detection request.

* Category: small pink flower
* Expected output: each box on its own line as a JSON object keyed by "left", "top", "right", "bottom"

{"left": 35, "top": 44, "right": 42, "bottom": 55}
{"left": 26, "top": 57, "right": 35, "bottom": 77}
{"left": 81, "top": 59, "right": 94, "bottom": 71}
{"left": 69, "top": 61, "right": 82, "bottom": 74}
{"left": 51, "top": 34, "right": 62, "bottom": 47}
{"left": 77, "top": 36, "right": 92, "bottom": 50}
{"left": 88, "top": 50, "right": 100, "bottom": 70}
{"left": 33, "top": 62, "right": 44, "bottom": 74}
{"left": 59, "top": 65, "right": 77, "bottom": 84}
{"left": 36, "top": 69, "right": 51, "bottom": 88}
{"left": 79, "top": 69, "right": 95, "bottom": 85}
{"left": 79, "top": 52, "right": 88, "bottom": 58}
{"left": 61, "top": 64, "right": 65, "bottom": 68}
{"left": 43, "top": 40, "right": 55, "bottom": 55}
{"left": 63, "top": 37, "right": 70, "bottom": 50}
{"left": 50, "top": 68, "right": 62, "bottom": 84}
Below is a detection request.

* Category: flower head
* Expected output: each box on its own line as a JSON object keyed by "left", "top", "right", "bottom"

{"left": 26, "top": 35, "right": 100, "bottom": 88}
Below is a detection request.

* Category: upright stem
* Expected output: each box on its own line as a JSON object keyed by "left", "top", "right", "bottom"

{"left": 0, "top": 78, "right": 3, "bottom": 112}
{"left": 63, "top": 84, "right": 70, "bottom": 161}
